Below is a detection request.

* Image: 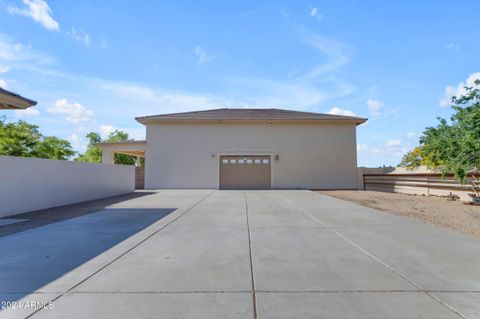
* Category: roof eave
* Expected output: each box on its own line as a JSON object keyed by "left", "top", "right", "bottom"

{"left": 136, "top": 117, "right": 368, "bottom": 125}
{"left": 354, "top": 118, "right": 368, "bottom": 126}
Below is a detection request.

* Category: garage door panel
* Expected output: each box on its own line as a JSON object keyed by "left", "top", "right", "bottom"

{"left": 220, "top": 156, "right": 271, "bottom": 190}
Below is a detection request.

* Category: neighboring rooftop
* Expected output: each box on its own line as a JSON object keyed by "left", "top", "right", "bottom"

{"left": 0, "top": 88, "right": 37, "bottom": 110}
{"left": 136, "top": 108, "right": 367, "bottom": 125}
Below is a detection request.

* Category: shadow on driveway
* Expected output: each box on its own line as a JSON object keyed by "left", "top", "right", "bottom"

{"left": 0, "top": 206, "right": 175, "bottom": 305}
{"left": 0, "top": 191, "right": 156, "bottom": 238}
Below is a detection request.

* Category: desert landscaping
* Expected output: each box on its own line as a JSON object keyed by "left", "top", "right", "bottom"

{"left": 319, "top": 190, "right": 480, "bottom": 238}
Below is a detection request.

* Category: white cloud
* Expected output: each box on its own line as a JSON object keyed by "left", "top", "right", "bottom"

{"left": 367, "top": 99, "right": 383, "bottom": 116}
{"left": 0, "top": 38, "right": 26, "bottom": 61}
{"left": 194, "top": 46, "right": 213, "bottom": 66}
{"left": 14, "top": 106, "right": 40, "bottom": 117}
{"left": 0, "top": 36, "right": 55, "bottom": 68}
{"left": 440, "top": 72, "right": 480, "bottom": 107}
{"left": 1, "top": 31, "right": 356, "bottom": 121}
{"left": 445, "top": 43, "right": 461, "bottom": 51}
{"left": 100, "top": 76, "right": 328, "bottom": 115}
{"left": 309, "top": 7, "right": 324, "bottom": 20}
{"left": 297, "top": 33, "right": 351, "bottom": 82}
{"left": 99, "top": 124, "right": 145, "bottom": 140}
{"left": 289, "top": 32, "right": 356, "bottom": 103}
{"left": 7, "top": 0, "right": 59, "bottom": 31}
{"left": 0, "top": 34, "right": 359, "bottom": 148}
{"left": 0, "top": 79, "right": 6, "bottom": 87}
{"left": 67, "top": 134, "right": 88, "bottom": 153}
{"left": 98, "top": 81, "right": 222, "bottom": 112}
{"left": 0, "top": 65, "right": 9, "bottom": 73}
{"left": 99, "top": 124, "right": 116, "bottom": 137}
{"left": 358, "top": 135, "right": 413, "bottom": 166}
{"left": 225, "top": 77, "right": 329, "bottom": 108}
{"left": 6, "top": 1, "right": 92, "bottom": 47}
{"left": 405, "top": 131, "right": 416, "bottom": 139}
{"left": 208, "top": 32, "right": 355, "bottom": 108}
{"left": 357, "top": 143, "right": 368, "bottom": 151}
{"left": 385, "top": 139, "right": 401, "bottom": 147}
{"left": 100, "top": 82, "right": 158, "bottom": 100}
{"left": 327, "top": 106, "right": 355, "bottom": 116}
{"left": 99, "top": 68, "right": 352, "bottom": 113}
{"left": 100, "top": 38, "right": 108, "bottom": 49}
{"left": 370, "top": 146, "right": 408, "bottom": 159}
{"left": 66, "top": 27, "right": 91, "bottom": 47}
{"left": 122, "top": 127, "right": 145, "bottom": 140}
{"left": 47, "top": 99, "right": 94, "bottom": 124}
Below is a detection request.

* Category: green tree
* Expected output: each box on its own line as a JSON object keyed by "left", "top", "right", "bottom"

{"left": 75, "top": 132, "right": 102, "bottom": 163}
{"left": 0, "top": 118, "right": 75, "bottom": 160}
{"left": 399, "top": 147, "right": 427, "bottom": 168}
{"left": 34, "top": 136, "right": 76, "bottom": 160}
{"left": 76, "top": 129, "right": 137, "bottom": 165}
{"left": 107, "top": 130, "right": 136, "bottom": 165}
{"left": 399, "top": 79, "right": 480, "bottom": 182}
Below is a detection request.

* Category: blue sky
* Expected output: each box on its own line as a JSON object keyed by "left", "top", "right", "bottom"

{"left": 0, "top": 0, "right": 479, "bottom": 166}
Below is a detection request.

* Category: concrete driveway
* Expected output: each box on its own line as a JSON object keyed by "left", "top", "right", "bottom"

{"left": 1, "top": 190, "right": 479, "bottom": 319}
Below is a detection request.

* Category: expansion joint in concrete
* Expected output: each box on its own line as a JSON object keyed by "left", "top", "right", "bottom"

{"left": 25, "top": 191, "right": 216, "bottom": 319}
{"left": 244, "top": 192, "right": 258, "bottom": 319}
{"left": 274, "top": 191, "right": 468, "bottom": 319}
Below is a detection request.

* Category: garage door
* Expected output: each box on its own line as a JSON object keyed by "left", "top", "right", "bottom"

{"left": 220, "top": 155, "right": 271, "bottom": 190}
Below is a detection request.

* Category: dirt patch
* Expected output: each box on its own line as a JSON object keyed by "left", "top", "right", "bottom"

{"left": 318, "top": 190, "right": 480, "bottom": 238}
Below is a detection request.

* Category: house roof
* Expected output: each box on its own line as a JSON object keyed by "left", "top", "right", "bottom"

{"left": 136, "top": 108, "right": 367, "bottom": 125}
{"left": 0, "top": 88, "right": 37, "bottom": 110}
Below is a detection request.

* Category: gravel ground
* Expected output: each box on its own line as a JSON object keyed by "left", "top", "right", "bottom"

{"left": 318, "top": 190, "right": 480, "bottom": 238}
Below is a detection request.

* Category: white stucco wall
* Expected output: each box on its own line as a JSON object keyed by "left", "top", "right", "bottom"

{"left": 145, "top": 121, "right": 359, "bottom": 189}
{"left": 0, "top": 156, "right": 134, "bottom": 217}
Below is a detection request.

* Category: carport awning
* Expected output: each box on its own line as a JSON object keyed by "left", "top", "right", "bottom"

{"left": 97, "top": 140, "right": 147, "bottom": 160}
{"left": 114, "top": 150, "right": 145, "bottom": 156}
{"left": 0, "top": 88, "right": 37, "bottom": 110}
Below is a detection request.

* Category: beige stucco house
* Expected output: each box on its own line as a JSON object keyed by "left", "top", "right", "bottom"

{"left": 100, "top": 108, "right": 367, "bottom": 190}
